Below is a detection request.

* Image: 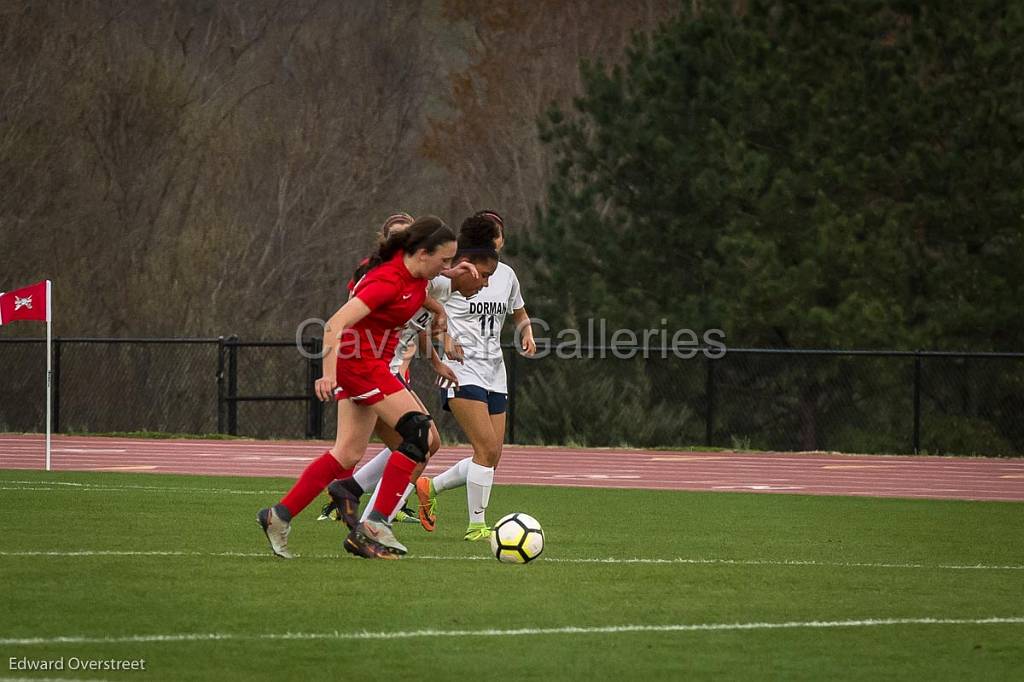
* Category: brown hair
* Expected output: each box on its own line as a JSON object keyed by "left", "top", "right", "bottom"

{"left": 474, "top": 209, "right": 505, "bottom": 238}
{"left": 458, "top": 214, "right": 501, "bottom": 261}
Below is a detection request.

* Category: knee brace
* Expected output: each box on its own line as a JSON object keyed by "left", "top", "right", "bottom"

{"left": 395, "top": 411, "right": 432, "bottom": 463}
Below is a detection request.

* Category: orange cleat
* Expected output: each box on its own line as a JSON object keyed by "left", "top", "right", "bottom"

{"left": 415, "top": 476, "right": 437, "bottom": 532}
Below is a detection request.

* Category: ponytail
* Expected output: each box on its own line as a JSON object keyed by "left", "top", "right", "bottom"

{"left": 351, "top": 212, "right": 416, "bottom": 285}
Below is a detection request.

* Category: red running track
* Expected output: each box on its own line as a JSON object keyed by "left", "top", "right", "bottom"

{"left": 1, "top": 435, "right": 1023, "bottom": 502}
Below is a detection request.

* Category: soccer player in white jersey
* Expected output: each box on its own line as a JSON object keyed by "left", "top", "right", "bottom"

{"left": 417, "top": 210, "right": 537, "bottom": 541}
{"left": 320, "top": 231, "right": 499, "bottom": 535}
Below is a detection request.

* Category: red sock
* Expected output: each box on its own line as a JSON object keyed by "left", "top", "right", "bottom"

{"left": 372, "top": 451, "right": 418, "bottom": 518}
{"left": 279, "top": 451, "right": 352, "bottom": 518}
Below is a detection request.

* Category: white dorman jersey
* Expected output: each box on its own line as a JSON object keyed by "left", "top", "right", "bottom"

{"left": 388, "top": 276, "right": 453, "bottom": 374}
{"left": 443, "top": 262, "right": 525, "bottom": 393}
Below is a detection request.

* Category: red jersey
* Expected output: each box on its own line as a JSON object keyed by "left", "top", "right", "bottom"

{"left": 338, "top": 251, "right": 426, "bottom": 366}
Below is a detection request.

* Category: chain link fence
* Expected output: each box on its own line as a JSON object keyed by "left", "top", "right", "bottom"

{"left": 0, "top": 339, "right": 219, "bottom": 435}
{"left": 1, "top": 338, "right": 1022, "bottom": 456}
{"left": 0, "top": 339, "right": 46, "bottom": 433}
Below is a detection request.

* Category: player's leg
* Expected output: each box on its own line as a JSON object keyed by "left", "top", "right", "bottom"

{"left": 447, "top": 394, "right": 500, "bottom": 540}
{"left": 405, "top": 386, "right": 441, "bottom": 531}
{"left": 337, "top": 403, "right": 409, "bottom": 560}
{"left": 314, "top": 408, "right": 349, "bottom": 521}
{"left": 346, "top": 388, "right": 433, "bottom": 558}
{"left": 417, "top": 388, "right": 495, "bottom": 533}
{"left": 359, "top": 387, "right": 439, "bottom": 528}
{"left": 257, "top": 399, "right": 374, "bottom": 559}
{"left": 358, "top": 419, "right": 418, "bottom": 525}
{"left": 480, "top": 403, "right": 507, "bottom": 516}
{"left": 356, "top": 421, "right": 401, "bottom": 523}
{"left": 490, "top": 412, "right": 507, "bottom": 465}
{"left": 488, "top": 392, "right": 508, "bottom": 465}
{"left": 367, "top": 389, "right": 437, "bottom": 519}
{"left": 323, "top": 419, "right": 398, "bottom": 528}
{"left": 362, "top": 439, "right": 439, "bottom": 528}
{"left": 422, "top": 387, "right": 493, "bottom": 492}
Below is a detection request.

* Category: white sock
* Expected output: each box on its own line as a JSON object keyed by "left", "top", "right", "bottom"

{"left": 466, "top": 462, "right": 494, "bottom": 525}
{"left": 360, "top": 483, "right": 380, "bottom": 523}
{"left": 391, "top": 483, "right": 415, "bottom": 522}
{"left": 432, "top": 456, "right": 471, "bottom": 494}
{"left": 361, "top": 482, "right": 416, "bottom": 524}
{"left": 353, "top": 447, "right": 390, "bottom": 492}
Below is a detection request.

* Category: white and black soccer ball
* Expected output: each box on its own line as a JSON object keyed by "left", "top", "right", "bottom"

{"left": 490, "top": 512, "right": 544, "bottom": 564}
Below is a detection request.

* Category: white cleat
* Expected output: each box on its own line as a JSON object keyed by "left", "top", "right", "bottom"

{"left": 359, "top": 519, "right": 408, "bottom": 555}
{"left": 257, "top": 507, "right": 294, "bottom": 559}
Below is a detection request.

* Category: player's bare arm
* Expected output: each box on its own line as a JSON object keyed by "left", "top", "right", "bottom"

{"left": 422, "top": 295, "right": 448, "bottom": 341}
{"left": 513, "top": 307, "right": 536, "bottom": 356}
{"left": 441, "top": 260, "right": 479, "bottom": 280}
{"left": 317, "top": 297, "right": 372, "bottom": 401}
{"left": 417, "top": 329, "right": 459, "bottom": 389}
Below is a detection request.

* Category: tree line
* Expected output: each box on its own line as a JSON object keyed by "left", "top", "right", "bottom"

{"left": 0, "top": 0, "right": 676, "bottom": 337}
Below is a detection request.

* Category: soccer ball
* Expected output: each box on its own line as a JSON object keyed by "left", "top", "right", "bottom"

{"left": 490, "top": 512, "right": 544, "bottom": 564}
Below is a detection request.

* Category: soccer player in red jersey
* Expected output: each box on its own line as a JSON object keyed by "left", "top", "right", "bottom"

{"left": 258, "top": 215, "right": 458, "bottom": 560}
{"left": 321, "top": 219, "right": 502, "bottom": 533}
{"left": 315, "top": 212, "right": 468, "bottom": 528}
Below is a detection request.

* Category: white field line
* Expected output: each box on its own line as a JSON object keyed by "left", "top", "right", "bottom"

{"left": 2, "top": 617, "right": 1023, "bottom": 647}
{"left": 0, "top": 550, "right": 1021, "bottom": 571}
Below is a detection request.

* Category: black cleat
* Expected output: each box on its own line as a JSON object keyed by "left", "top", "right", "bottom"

{"left": 326, "top": 481, "right": 362, "bottom": 531}
{"left": 343, "top": 526, "right": 401, "bottom": 560}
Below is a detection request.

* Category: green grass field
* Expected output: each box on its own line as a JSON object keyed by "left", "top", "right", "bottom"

{"left": 1, "top": 469, "right": 1022, "bottom": 680}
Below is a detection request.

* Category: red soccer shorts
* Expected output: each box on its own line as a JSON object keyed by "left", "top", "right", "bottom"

{"left": 334, "top": 358, "right": 405, "bottom": 406}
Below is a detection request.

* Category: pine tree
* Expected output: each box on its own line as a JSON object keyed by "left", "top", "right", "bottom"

{"left": 520, "top": 1, "right": 1024, "bottom": 451}
{"left": 529, "top": 0, "right": 1024, "bottom": 351}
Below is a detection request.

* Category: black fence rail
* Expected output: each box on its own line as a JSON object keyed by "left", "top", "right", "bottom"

{"left": 1, "top": 338, "right": 1022, "bottom": 456}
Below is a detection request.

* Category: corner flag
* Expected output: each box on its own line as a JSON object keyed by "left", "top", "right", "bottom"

{"left": 0, "top": 280, "right": 51, "bottom": 325}
{"left": 0, "top": 280, "right": 54, "bottom": 470}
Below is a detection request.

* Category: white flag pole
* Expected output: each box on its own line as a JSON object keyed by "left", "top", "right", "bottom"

{"left": 45, "top": 280, "right": 52, "bottom": 472}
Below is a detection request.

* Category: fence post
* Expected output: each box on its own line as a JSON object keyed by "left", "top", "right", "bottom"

{"left": 52, "top": 337, "right": 62, "bottom": 433}
{"left": 507, "top": 347, "right": 517, "bottom": 445}
{"left": 306, "top": 338, "right": 323, "bottom": 440}
{"left": 705, "top": 354, "right": 716, "bottom": 447}
{"left": 227, "top": 335, "right": 239, "bottom": 436}
{"left": 216, "top": 336, "right": 226, "bottom": 434}
{"left": 913, "top": 351, "right": 922, "bottom": 454}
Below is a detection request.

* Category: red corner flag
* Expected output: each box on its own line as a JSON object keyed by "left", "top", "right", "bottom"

{"left": 0, "top": 280, "right": 51, "bottom": 325}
